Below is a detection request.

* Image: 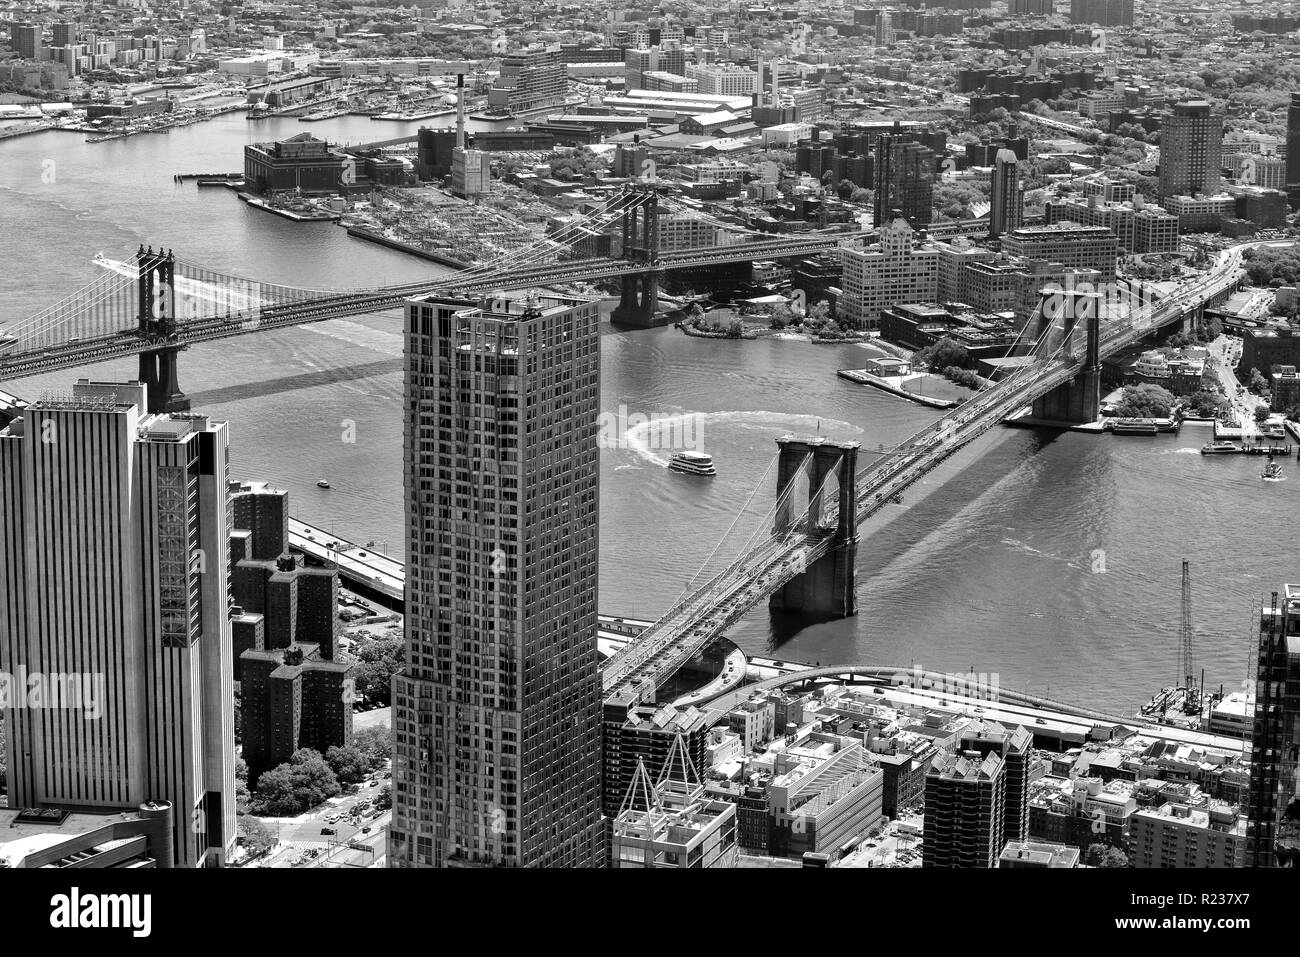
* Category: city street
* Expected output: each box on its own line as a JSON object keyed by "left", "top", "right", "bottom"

{"left": 1207, "top": 334, "right": 1260, "bottom": 436}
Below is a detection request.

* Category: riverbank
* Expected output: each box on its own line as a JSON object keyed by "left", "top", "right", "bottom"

{"left": 343, "top": 225, "right": 471, "bottom": 270}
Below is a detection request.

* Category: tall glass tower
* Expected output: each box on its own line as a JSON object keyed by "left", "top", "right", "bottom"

{"left": 389, "top": 293, "right": 604, "bottom": 868}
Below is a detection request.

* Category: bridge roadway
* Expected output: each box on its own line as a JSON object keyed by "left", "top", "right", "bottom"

{"left": 0, "top": 237, "right": 846, "bottom": 381}
{"left": 601, "top": 244, "right": 1252, "bottom": 704}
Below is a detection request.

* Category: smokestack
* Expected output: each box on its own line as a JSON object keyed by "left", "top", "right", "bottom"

{"left": 455, "top": 73, "right": 466, "bottom": 151}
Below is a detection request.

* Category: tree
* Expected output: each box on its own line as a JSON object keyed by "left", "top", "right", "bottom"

{"left": 1255, "top": 404, "right": 1272, "bottom": 423}
{"left": 325, "top": 744, "right": 370, "bottom": 784}
{"left": 237, "top": 815, "right": 276, "bottom": 857}
{"left": 1085, "top": 843, "right": 1129, "bottom": 868}
{"left": 251, "top": 748, "right": 342, "bottom": 816}
{"left": 375, "top": 784, "right": 393, "bottom": 811}
{"left": 1247, "top": 367, "right": 1271, "bottom": 395}
{"left": 914, "top": 337, "right": 971, "bottom": 371}
{"left": 350, "top": 659, "right": 398, "bottom": 707}
{"left": 1113, "top": 384, "right": 1176, "bottom": 418}
{"left": 352, "top": 725, "right": 393, "bottom": 770}
{"left": 235, "top": 757, "right": 251, "bottom": 816}
{"left": 1184, "top": 390, "right": 1229, "bottom": 418}
{"left": 943, "top": 365, "right": 982, "bottom": 389}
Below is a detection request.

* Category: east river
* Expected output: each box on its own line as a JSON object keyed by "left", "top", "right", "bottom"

{"left": 1, "top": 111, "right": 1294, "bottom": 714}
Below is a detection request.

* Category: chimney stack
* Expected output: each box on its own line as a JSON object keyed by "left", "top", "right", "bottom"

{"left": 455, "top": 73, "right": 466, "bottom": 151}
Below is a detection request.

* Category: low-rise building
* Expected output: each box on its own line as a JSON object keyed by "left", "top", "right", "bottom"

{"left": 1130, "top": 801, "right": 1246, "bottom": 868}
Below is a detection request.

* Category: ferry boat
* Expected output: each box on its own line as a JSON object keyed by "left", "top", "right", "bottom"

{"left": 1200, "top": 441, "right": 1239, "bottom": 454}
{"left": 1262, "top": 457, "right": 1285, "bottom": 482}
{"left": 668, "top": 451, "right": 716, "bottom": 476}
{"left": 317, "top": 479, "right": 332, "bottom": 489}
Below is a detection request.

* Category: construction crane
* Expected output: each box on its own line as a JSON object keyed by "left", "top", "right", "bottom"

{"left": 1180, "top": 559, "right": 1199, "bottom": 714}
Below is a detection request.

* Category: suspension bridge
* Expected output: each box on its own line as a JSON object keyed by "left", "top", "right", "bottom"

{"left": 600, "top": 244, "right": 1249, "bottom": 709}
{"left": 0, "top": 184, "right": 848, "bottom": 412}
{"left": 0, "top": 180, "right": 1252, "bottom": 713}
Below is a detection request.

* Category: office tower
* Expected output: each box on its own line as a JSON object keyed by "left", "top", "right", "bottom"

{"left": 52, "top": 22, "right": 77, "bottom": 48}
{"left": 1287, "top": 94, "right": 1300, "bottom": 208}
{"left": 1158, "top": 101, "right": 1223, "bottom": 201}
{"left": 389, "top": 293, "right": 604, "bottom": 868}
{"left": 873, "top": 131, "right": 935, "bottom": 229}
{"left": 0, "top": 380, "right": 235, "bottom": 868}
{"left": 1069, "top": 0, "right": 1133, "bottom": 26}
{"left": 240, "top": 644, "right": 352, "bottom": 784}
{"left": 1246, "top": 587, "right": 1300, "bottom": 866}
{"left": 12, "top": 24, "right": 41, "bottom": 60}
{"left": 923, "top": 751, "right": 1007, "bottom": 867}
{"left": 1010, "top": 0, "right": 1054, "bottom": 13}
{"left": 989, "top": 149, "right": 1024, "bottom": 239}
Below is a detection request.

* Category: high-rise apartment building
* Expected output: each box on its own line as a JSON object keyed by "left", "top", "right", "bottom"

{"left": 1246, "top": 586, "right": 1300, "bottom": 866}
{"left": 51, "top": 21, "right": 77, "bottom": 48}
{"left": 12, "top": 24, "right": 41, "bottom": 60}
{"left": 923, "top": 750, "right": 1007, "bottom": 868}
{"left": 389, "top": 293, "right": 604, "bottom": 868}
{"left": 488, "top": 49, "right": 567, "bottom": 113}
{"left": 989, "top": 149, "right": 1024, "bottom": 238}
{"left": 873, "top": 131, "right": 935, "bottom": 229}
{"left": 0, "top": 380, "right": 236, "bottom": 868}
{"left": 1158, "top": 101, "right": 1223, "bottom": 200}
{"left": 1287, "top": 93, "right": 1300, "bottom": 208}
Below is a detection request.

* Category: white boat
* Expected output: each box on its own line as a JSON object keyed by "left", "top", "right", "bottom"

{"left": 317, "top": 479, "right": 332, "bottom": 489}
{"left": 1262, "top": 458, "right": 1284, "bottom": 482}
{"left": 668, "top": 451, "right": 716, "bottom": 476}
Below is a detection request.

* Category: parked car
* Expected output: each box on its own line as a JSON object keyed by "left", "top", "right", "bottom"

{"left": 321, "top": 827, "right": 336, "bottom": 835}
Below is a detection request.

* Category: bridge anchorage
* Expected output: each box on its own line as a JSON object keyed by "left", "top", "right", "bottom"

{"left": 769, "top": 437, "right": 859, "bottom": 619}
{"left": 135, "top": 245, "right": 191, "bottom": 415}
{"left": 610, "top": 183, "right": 667, "bottom": 329}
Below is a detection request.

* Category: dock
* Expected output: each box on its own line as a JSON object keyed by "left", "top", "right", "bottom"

{"left": 837, "top": 368, "right": 960, "bottom": 409}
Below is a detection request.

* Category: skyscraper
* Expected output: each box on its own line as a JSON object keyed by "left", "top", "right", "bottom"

{"left": 1158, "top": 101, "right": 1222, "bottom": 201}
{"left": 0, "top": 380, "right": 236, "bottom": 868}
{"left": 873, "top": 130, "right": 936, "bottom": 229}
{"left": 989, "top": 149, "right": 1024, "bottom": 238}
{"left": 1246, "top": 586, "right": 1300, "bottom": 867}
{"left": 389, "top": 293, "right": 604, "bottom": 868}
{"left": 1286, "top": 93, "right": 1300, "bottom": 209}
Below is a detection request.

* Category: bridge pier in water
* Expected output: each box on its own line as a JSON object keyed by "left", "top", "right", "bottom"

{"left": 1031, "top": 289, "right": 1103, "bottom": 425}
{"left": 769, "top": 437, "right": 859, "bottom": 619}
{"left": 610, "top": 185, "right": 665, "bottom": 328}
{"left": 135, "top": 245, "right": 191, "bottom": 415}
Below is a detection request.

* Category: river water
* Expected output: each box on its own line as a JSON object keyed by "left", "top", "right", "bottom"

{"left": 1, "top": 111, "right": 1293, "bottom": 714}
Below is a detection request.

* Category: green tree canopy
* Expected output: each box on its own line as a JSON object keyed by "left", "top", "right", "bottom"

{"left": 1114, "top": 384, "right": 1176, "bottom": 418}
{"left": 325, "top": 744, "right": 370, "bottom": 784}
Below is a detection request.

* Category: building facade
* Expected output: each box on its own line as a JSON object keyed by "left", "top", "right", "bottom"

{"left": 389, "top": 294, "right": 604, "bottom": 868}
{"left": 0, "top": 380, "right": 236, "bottom": 868}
